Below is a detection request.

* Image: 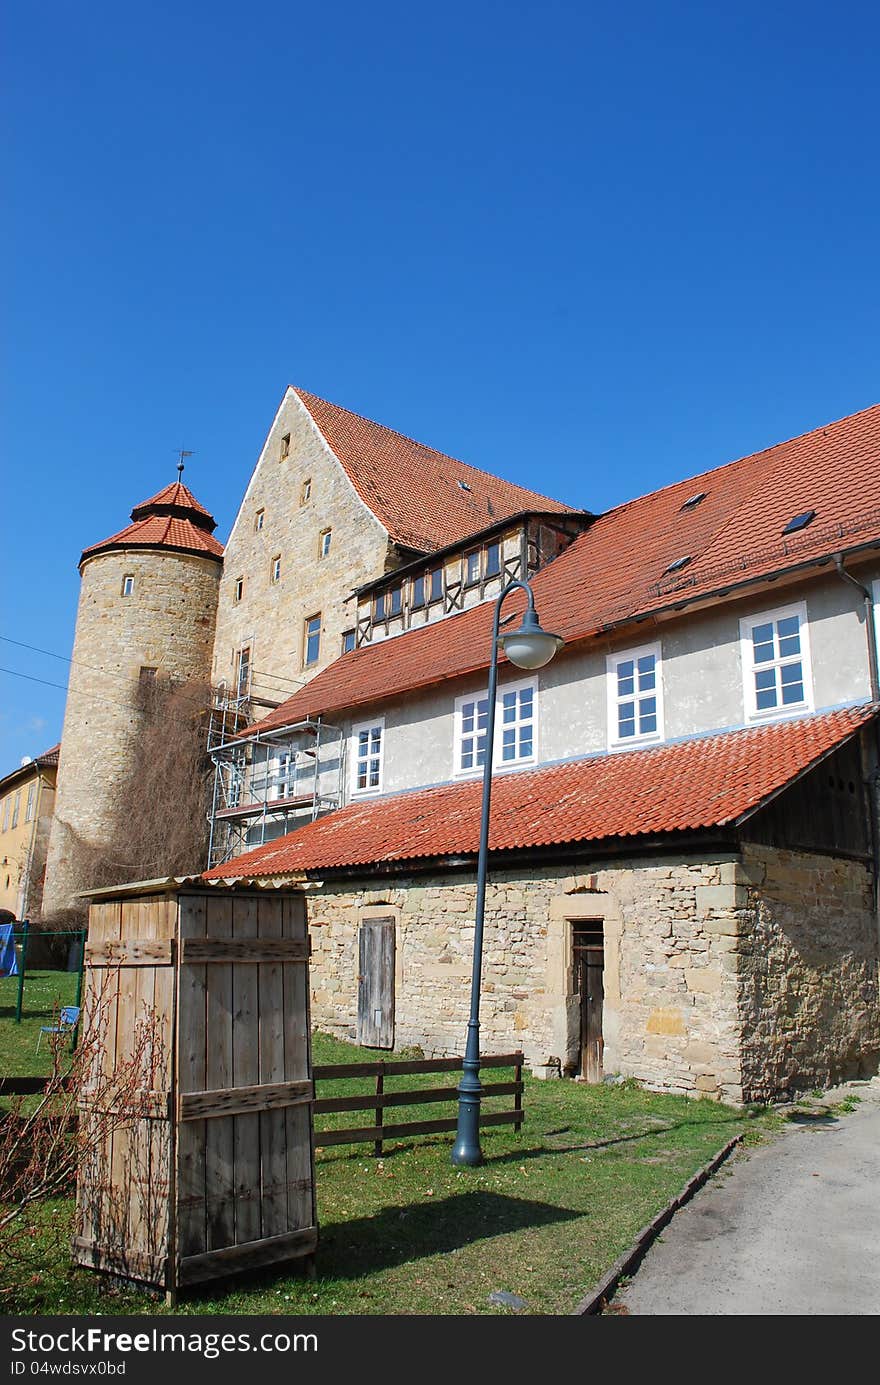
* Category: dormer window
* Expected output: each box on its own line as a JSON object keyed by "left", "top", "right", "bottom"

{"left": 121, "top": 575, "right": 134, "bottom": 597}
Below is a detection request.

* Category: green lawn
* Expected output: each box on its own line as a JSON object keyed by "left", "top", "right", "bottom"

{"left": 1, "top": 1022, "right": 773, "bottom": 1316}
{"left": 0, "top": 969, "right": 80, "bottom": 1076}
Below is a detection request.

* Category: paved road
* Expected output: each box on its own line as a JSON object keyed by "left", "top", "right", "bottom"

{"left": 614, "top": 1083, "right": 880, "bottom": 1316}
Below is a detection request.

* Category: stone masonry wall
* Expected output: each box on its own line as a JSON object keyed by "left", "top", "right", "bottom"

{"left": 42, "top": 548, "right": 220, "bottom": 916}
{"left": 735, "top": 843, "right": 879, "bottom": 1100}
{"left": 307, "top": 854, "right": 749, "bottom": 1103}
{"left": 306, "top": 847, "right": 880, "bottom": 1104}
{"left": 212, "top": 389, "right": 393, "bottom": 701}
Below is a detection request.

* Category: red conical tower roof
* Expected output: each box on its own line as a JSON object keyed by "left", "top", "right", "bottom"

{"left": 80, "top": 473, "right": 223, "bottom": 566}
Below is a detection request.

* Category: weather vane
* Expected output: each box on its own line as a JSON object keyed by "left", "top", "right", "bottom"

{"left": 176, "top": 448, "right": 194, "bottom": 478}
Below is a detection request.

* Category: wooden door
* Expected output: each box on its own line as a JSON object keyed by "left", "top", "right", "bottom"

{"left": 357, "top": 918, "right": 395, "bottom": 1049}
{"left": 572, "top": 923, "right": 604, "bottom": 1082}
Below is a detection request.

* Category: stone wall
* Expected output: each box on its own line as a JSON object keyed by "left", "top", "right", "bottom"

{"left": 212, "top": 389, "right": 394, "bottom": 701}
{"left": 305, "top": 845, "right": 879, "bottom": 1104}
{"left": 736, "top": 843, "right": 879, "bottom": 1099}
{"left": 42, "top": 548, "right": 220, "bottom": 916}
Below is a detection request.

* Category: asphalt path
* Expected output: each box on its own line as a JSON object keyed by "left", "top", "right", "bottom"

{"left": 613, "top": 1082, "right": 880, "bottom": 1316}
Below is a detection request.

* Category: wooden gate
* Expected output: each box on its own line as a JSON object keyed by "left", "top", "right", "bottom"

{"left": 357, "top": 917, "right": 395, "bottom": 1049}
{"left": 74, "top": 881, "right": 317, "bottom": 1296}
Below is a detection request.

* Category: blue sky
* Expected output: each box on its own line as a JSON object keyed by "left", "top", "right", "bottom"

{"left": 2, "top": 0, "right": 878, "bottom": 769}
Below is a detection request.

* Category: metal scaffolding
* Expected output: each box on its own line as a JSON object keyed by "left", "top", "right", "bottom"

{"left": 206, "top": 686, "right": 343, "bottom": 868}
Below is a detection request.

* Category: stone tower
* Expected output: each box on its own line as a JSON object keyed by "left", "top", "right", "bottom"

{"left": 42, "top": 476, "right": 223, "bottom": 917}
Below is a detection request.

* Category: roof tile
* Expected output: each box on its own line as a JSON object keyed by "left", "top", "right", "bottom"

{"left": 204, "top": 705, "right": 875, "bottom": 879}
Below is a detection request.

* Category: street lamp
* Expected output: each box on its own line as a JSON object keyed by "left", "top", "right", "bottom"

{"left": 451, "top": 578, "right": 564, "bottom": 1167}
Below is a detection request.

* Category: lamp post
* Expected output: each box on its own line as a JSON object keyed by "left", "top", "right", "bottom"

{"left": 451, "top": 578, "right": 563, "bottom": 1167}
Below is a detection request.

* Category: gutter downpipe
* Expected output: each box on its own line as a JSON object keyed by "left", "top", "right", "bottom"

{"left": 833, "top": 554, "right": 880, "bottom": 926}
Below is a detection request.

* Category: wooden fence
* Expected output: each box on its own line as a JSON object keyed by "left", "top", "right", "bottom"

{"left": 313, "top": 1052, "right": 524, "bottom": 1155}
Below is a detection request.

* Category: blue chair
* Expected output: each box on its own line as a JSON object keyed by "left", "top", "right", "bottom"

{"left": 36, "top": 1005, "right": 80, "bottom": 1050}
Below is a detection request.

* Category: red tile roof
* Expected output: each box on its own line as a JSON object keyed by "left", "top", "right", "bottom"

{"left": 81, "top": 477, "right": 223, "bottom": 565}
{"left": 204, "top": 705, "right": 874, "bottom": 880}
{"left": 249, "top": 403, "right": 880, "bottom": 735}
{"left": 294, "top": 387, "right": 578, "bottom": 552}
{"left": 36, "top": 744, "right": 60, "bottom": 768}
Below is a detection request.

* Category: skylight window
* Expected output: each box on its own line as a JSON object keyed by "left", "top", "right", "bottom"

{"left": 457, "top": 479, "right": 472, "bottom": 492}
{"left": 783, "top": 510, "right": 816, "bottom": 535}
{"left": 663, "top": 555, "right": 692, "bottom": 575}
{"left": 680, "top": 492, "right": 707, "bottom": 511}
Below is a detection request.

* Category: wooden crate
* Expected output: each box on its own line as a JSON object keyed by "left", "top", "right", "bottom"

{"left": 73, "top": 882, "right": 316, "bottom": 1296}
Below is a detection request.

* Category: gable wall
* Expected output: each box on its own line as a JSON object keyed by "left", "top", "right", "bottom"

{"left": 212, "top": 390, "right": 394, "bottom": 702}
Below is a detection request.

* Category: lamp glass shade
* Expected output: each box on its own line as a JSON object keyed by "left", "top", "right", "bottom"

{"left": 498, "top": 608, "right": 564, "bottom": 669}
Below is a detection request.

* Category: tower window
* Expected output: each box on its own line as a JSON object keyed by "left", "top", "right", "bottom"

{"left": 270, "top": 555, "right": 281, "bottom": 584}
{"left": 342, "top": 629, "right": 356, "bottom": 654}
{"left": 320, "top": 528, "right": 332, "bottom": 558}
{"left": 139, "top": 667, "right": 157, "bottom": 686}
{"left": 233, "top": 577, "right": 244, "bottom": 603}
{"left": 304, "top": 614, "right": 321, "bottom": 666}
{"left": 121, "top": 575, "right": 135, "bottom": 597}
{"left": 236, "top": 647, "right": 251, "bottom": 697}
{"left": 280, "top": 433, "right": 291, "bottom": 460}
{"left": 300, "top": 478, "right": 312, "bottom": 506}
{"left": 254, "top": 509, "right": 265, "bottom": 532}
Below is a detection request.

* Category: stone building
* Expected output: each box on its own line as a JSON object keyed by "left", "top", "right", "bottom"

{"left": 0, "top": 744, "right": 58, "bottom": 918}
{"left": 205, "top": 402, "right": 880, "bottom": 1102}
{"left": 42, "top": 479, "right": 223, "bottom": 917}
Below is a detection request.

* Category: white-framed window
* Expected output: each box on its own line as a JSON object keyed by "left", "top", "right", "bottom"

{"left": 235, "top": 646, "right": 251, "bottom": 697}
{"left": 270, "top": 555, "right": 281, "bottom": 584}
{"left": 304, "top": 613, "right": 321, "bottom": 666}
{"left": 25, "top": 783, "right": 36, "bottom": 822}
{"left": 740, "top": 602, "right": 813, "bottom": 721}
{"left": 267, "top": 750, "right": 294, "bottom": 802}
{"left": 351, "top": 717, "right": 384, "bottom": 795}
{"left": 606, "top": 642, "right": 663, "bottom": 748}
{"left": 465, "top": 551, "right": 481, "bottom": 586}
{"left": 320, "top": 528, "right": 332, "bottom": 558}
{"left": 254, "top": 508, "right": 265, "bottom": 532}
{"left": 454, "top": 677, "right": 538, "bottom": 775}
{"left": 121, "top": 575, "right": 134, "bottom": 597}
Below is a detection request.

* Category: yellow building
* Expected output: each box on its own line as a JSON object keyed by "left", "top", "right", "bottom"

{"left": 0, "top": 746, "right": 59, "bottom": 919}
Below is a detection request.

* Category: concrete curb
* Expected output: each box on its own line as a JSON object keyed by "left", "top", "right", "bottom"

{"left": 571, "top": 1132, "right": 745, "bottom": 1316}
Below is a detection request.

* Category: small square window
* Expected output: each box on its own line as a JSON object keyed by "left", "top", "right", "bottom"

{"left": 320, "top": 529, "right": 332, "bottom": 558}
{"left": 233, "top": 577, "right": 244, "bottom": 603}
{"left": 254, "top": 509, "right": 265, "bottom": 532}
{"left": 121, "top": 575, "right": 134, "bottom": 597}
{"left": 280, "top": 433, "right": 291, "bottom": 460}
{"left": 270, "top": 556, "right": 281, "bottom": 584}
{"left": 300, "top": 478, "right": 312, "bottom": 506}
{"left": 304, "top": 614, "right": 321, "bottom": 666}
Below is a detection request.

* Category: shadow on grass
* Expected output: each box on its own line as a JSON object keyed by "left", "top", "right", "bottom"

{"left": 316, "top": 1190, "right": 580, "bottom": 1279}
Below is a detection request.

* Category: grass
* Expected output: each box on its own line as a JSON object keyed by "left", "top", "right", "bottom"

{"left": 0, "top": 969, "right": 80, "bottom": 1076}
{"left": 1, "top": 1025, "right": 778, "bottom": 1316}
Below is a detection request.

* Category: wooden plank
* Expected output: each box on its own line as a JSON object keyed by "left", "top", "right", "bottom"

{"left": 150, "top": 906, "right": 175, "bottom": 1269}
{"left": 204, "top": 894, "right": 234, "bottom": 1253}
{"left": 85, "top": 938, "right": 174, "bottom": 966}
{"left": 178, "top": 1226, "right": 318, "bottom": 1286}
{"left": 313, "top": 1080, "right": 521, "bottom": 1115}
{"left": 231, "top": 895, "right": 260, "bottom": 1246}
{"left": 176, "top": 893, "right": 208, "bottom": 1259}
{"left": 282, "top": 892, "right": 315, "bottom": 1237}
{"left": 181, "top": 1079, "right": 313, "bottom": 1120}
{"left": 314, "top": 1109, "right": 523, "bottom": 1148}
{"left": 181, "top": 938, "right": 309, "bottom": 963}
{"left": 107, "top": 901, "right": 138, "bottom": 1257}
{"left": 311, "top": 1052, "right": 523, "bottom": 1080}
{"left": 72, "top": 1236, "right": 168, "bottom": 1285}
{"left": 79, "top": 1088, "right": 170, "bottom": 1119}
{"left": 258, "top": 893, "right": 287, "bottom": 1241}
